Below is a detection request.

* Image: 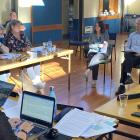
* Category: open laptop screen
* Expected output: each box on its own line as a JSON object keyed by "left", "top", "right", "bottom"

{"left": 21, "top": 91, "right": 55, "bottom": 127}
{"left": 0, "top": 80, "right": 15, "bottom": 106}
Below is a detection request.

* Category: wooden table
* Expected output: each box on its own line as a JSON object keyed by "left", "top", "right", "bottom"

{"left": 0, "top": 49, "right": 73, "bottom": 91}
{"left": 95, "top": 86, "right": 140, "bottom": 139}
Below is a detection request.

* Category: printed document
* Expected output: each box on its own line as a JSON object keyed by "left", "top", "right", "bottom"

{"left": 55, "top": 109, "right": 116, "bottom": 138}
{"left": 55, "top": 108, "right": 95, "bottom": 137}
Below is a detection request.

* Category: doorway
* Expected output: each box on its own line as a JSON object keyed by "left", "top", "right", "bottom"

{"left": 62, "top": 0, "right": 83, "bottom": 41}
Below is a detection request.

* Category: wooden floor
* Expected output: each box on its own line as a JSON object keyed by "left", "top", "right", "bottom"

{"left": 10, "top": 34, "right": 140, "bottom": 140}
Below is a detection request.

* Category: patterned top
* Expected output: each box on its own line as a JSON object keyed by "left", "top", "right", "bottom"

{"left": 5, "top": 32, "right": 31, "bottom": 52}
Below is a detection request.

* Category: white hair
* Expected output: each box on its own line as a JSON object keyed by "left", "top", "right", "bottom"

{"left": 136, "top": 18, "right": 140, "bottom": 23}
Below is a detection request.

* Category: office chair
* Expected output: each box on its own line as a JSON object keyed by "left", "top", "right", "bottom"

{"left": 99, "top": 45, "right": 113, "bottom": 84}
{"left": 85, "top": 45, "right": 113, "bottom": 85}
{"left": 69, "top": 31, "right": 89, "bottom": 58}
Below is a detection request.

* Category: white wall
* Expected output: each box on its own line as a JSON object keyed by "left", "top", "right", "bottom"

{"left": 18, "top": 0, "right": 31, "bottom": 23}
{"left": 124, "top": 0, "right": 140, "bottom": 14}
{"left": 0, "top": 0, "right": 11, "bottom": 23}
{"left": 18, "top": 7, "right": 31, "bottom": 23}
{"left": 84, "top": 0, "right": 99, "bottom": 18}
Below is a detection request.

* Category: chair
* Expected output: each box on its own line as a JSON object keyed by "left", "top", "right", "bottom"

{"left": 133, "top": 65, "right": 140, "bottom": 84}
{"left": 109, "top": 33, "right": 117, "bottom": 61}
{"left": 69, "top": 31, "right": 89, "bottom": 58}
{"left": 122, "top": 42, "right": 140, "bottom": 84}
{"left": 99, "top": 45, "right": 113, "bottom": 84}
{"left": 86, "top": 45, "right": 113, "bottom": 85}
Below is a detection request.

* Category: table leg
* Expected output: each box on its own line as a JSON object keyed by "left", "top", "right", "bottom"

{"left": 68, "top": 54, "right": 71, "bottom": 92}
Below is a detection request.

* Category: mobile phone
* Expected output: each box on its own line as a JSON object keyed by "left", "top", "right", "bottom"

{"left": 131, "top": 112, "right": 140, "bottom": 118}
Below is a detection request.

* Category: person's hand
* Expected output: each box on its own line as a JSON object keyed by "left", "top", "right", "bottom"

{"left": 8, "top": 118, "right": 21, "bottom": 129}
{"left": 16, "top": 121, "right": 34, "bottom": 140}
{"left": 22, "top": 47, "right": 31, "bottom": 52}
{"left": 16, "top": 131, "right": 27, "bottom": 140}
{"left": 19, "top": 121, "right": 34, "bottom": 133}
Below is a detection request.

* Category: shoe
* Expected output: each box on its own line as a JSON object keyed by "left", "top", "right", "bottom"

{"left": 115, "top": 85, "right": 126, "bottom": 96}
{"left": 91, "top": 80, "right": 96, "bottom": 88}
{"left": 33, "top": 81, "right": 46, "bottom": 89}
{"left": 124, "top": 75, "right": 133, "bottom": 85}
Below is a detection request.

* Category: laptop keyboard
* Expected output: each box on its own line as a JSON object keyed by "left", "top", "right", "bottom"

{"left": 29, "top": 126, "right": 45, "bottom": 135}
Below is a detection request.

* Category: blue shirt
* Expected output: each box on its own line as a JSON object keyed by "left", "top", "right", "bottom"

{"left": 126, "top": 32, "right": 140, "bottom": 53}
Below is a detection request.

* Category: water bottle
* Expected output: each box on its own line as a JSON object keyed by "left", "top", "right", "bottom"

{"left": 49, "top": 86, "right": 57, "bottom": 117}
{"left": 47, "top": 40, "right": 53, "bottom": 52}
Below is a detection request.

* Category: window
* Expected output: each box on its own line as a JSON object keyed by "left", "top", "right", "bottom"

{"left": 99, "top": 0, "right": 118, "bottom": 16}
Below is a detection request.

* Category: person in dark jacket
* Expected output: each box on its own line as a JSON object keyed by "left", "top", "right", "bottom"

{"left": 0, "top": 111, "right": 19, "bottom": 140}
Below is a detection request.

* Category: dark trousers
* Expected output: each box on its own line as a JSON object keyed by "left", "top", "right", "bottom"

{"left": 120, "top": 52, "right": 140, "bottom": 84}
{"left": 88, "top": 52, "right": 99, "bottom": 80}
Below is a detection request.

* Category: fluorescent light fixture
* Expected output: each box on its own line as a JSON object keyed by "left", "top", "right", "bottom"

{"left": 19, "top": 0, "right": 32, "bottom": 7}
{"left": 32, "top": 0, "right": 45, "bottom": 6}
{"left": 19, "top": 0, "right": 44, "bottom": 7}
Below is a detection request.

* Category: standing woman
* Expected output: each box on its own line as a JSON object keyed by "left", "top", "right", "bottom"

{"left": 5, "top": 20, "right": 45, "bottom": 88}
{"left": 85, "top": 21, "right": 109, "bottom": 88}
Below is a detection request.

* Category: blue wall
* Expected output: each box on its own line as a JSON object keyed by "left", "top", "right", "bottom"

{"left": 103, "top": 19, "right": 121, "bottom": 33}
{"left": 84, "top": 17, "right": 97, "bottom": 26}
{"left": 24, "top": 23, "right": 32, "bottom": 42}
{"left": 84, "top": 17, "right": 121, "bottom": 33}
{"left": 32, "top": 0, "right": 62, "bottom": 44}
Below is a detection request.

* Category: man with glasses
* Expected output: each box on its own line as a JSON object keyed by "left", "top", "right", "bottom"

{"left": 116, "top": 18, "right": 140, "bottom": 95}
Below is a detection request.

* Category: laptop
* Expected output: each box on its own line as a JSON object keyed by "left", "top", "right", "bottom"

{"left": 20, "top": 91, "right": 55, "bottom": 137}
{"left": 0, "top": 80, "right": 15, "bottom": 106}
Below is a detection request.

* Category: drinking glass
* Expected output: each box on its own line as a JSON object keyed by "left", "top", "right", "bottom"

{"left": 119, "top": 94, "right": 128, "bottom": 108}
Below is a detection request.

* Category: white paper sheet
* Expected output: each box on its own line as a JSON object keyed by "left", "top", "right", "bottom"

{"left": 54, "top": 109, "right": 95, "bottom": 137}
{"left": 3, "top": 94, "right": 22, "bottom": 118}
{"left": 31, "top": 46, "right": 44, "bottom": 52}
{"left": 0, "top": 53, "right": 21, "bottom": 60}
{"left": 54, "top": 109, "right": 116, "bottom": 138}
{"left": 81, "top": 123, "right": 115, "bottom": 138}
{"left": 3, "top": 104, "right": 21, "bottom": 118}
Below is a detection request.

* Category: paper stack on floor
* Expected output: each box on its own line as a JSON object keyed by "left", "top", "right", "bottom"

{"left": 55, "top": 108, "right": 116, "bottom": 138}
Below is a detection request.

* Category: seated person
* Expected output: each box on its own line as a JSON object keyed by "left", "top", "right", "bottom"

{"left": 5, "top": 20, "right": 45, "bottom": 89}
{"left": 0, "top": 24, "right": 10, "bottom": 82}
{"left": 0, "top": 104, "right": 32, "bottom": 140}
{"left": 84, "top": 21, "right": 109, "bottom": 88}
{"left": 3, "top": 10, "right": 17, "bottom": 28}
{"left": 115, "top": 18, "right": 140, "bottom": 95}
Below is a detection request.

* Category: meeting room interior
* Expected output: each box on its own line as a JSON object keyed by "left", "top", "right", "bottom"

{"left": 0, "top": 0, "right": 140, "bottom": 140}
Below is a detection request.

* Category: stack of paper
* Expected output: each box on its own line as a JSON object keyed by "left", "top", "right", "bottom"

{"left": 55, "top": 108, "right": 116, "bottom": 138}
{"left": 0, "top": 53, "right": 21, "bottom": 60}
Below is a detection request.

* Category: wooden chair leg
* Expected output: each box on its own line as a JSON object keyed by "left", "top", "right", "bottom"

{"left": 111, "top": 61, "right": 113, "bottom": 79}
{"left": 75, "top": 45, "right": 78, "bottom": 56}
{"left": 104, "top": 64, "right": 106, "bottom": 85}
{"left": 114, "top": 47, "right": 116, "bottom": 61}
{"left": 68, "top": 43, "right": 70, "bottom": 49}
{"left": 139, "top": 70, "right": 140, "bottom": 84}
{"left": 80, "top": 46, "right": 82, "bottom": 59}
